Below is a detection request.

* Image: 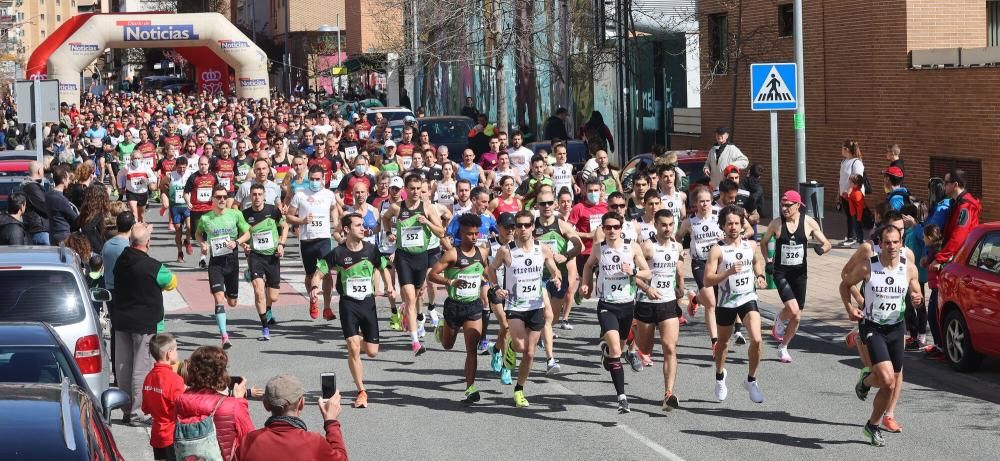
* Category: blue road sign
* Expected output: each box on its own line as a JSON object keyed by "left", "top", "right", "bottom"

{"left": 750, "top": 63, "right": 797, "bottom": 111}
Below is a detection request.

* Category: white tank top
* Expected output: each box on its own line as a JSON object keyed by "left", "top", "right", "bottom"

{"left": 660, "top": 190, "right": 684, "bottom": 221}
{"left": 597, "top": 239, "right": 637, "bottom": 304}
{"left": 863, "top": 255, "right": 908, "bottom": 325}
{"left": 688, "top": 210, "right": 722, "bottom": 261}
{"left": 488, "top": 236, "right": 507, "bottom": 288}
{"left": 638, "top": 240, "right": 680, "bottom": 303}
{"left": 435, "top": 180, "right": 456, "bottom": 207}
{"left": 638, "top": 220, "right": 656, "bottom": 243}
{"left": 376, "top": 200, "right": 397, "bottom": 254}
{"left": 504, "top": 241, "right": 544, "bottom": 311}
{"left": 717, "top": 239, "right": 757, "bottom": 308}
{"left": 552, "top": 164, "right": 574, "bottom": 198}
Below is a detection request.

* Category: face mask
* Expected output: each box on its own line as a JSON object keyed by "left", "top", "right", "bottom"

{"left": 588, "top": 192, "right": 601, "bottom": 204}
{"left": 131, "top": 159, "right": 140, "bottom": 169}
{"left": 355, "top": 165, "right": 366, "bottom": 175}
{"left": 309, "top": 180, "right": 324, "bottom": 191}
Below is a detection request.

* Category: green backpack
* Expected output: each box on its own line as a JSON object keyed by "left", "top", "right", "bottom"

{"left": 173, "top": 396, "right": 226, "bottom": 461}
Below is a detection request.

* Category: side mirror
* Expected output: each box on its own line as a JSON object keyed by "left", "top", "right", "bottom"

{"left": 90, "top": 288, "right": 112, "bottom": 303}
{"left": 101, "top": 388, "right": 130, "bottom": 424}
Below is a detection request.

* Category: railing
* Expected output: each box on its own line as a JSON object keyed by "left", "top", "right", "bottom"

{"left": 911, "top": 47, "right": 1000, "bottom": 68}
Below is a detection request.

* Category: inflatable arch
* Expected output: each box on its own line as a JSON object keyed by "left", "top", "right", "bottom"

{"left": 26, "top": 12, "right": 270, "bottom": 105}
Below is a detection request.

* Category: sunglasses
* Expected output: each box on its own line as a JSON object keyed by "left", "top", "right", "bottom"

{"left": 213, "top": 195, "right": 228, "bottom": 200}
{"left": 603, "top": 224, "right": 622, "bottom": 230}
{"left": 515, "top": 222, "right": 533, "bottom": 229}
{"left": 537, "top": 201, "right": 554, "bottom": 207}
{"left": 780, "top": 202, "right": 797, "bottom": 208}
{"left": 609, "top": 203, "right": 627, "bottom": 209}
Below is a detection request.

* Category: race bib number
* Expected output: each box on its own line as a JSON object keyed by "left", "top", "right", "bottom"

{"left": 210, "top": 236, "right": 232, "bottom": 257}
{"left": 781, "top": 243, "right": 803, "bottom": 266}
{"left": 401, "top": 226, "right": 425, "bottom": 248}
{"left": 517, "top": 279, "right": 542, "bottom": 301}
{"left": 867, "top": 300, "right": 901, "bottom": 324}
{"left": 252, "top": 230, "right": 275, "bottom": 251}
{"left": 346, "top": 277, "right": 373, "bottom": 300}
{"left": 359, "top": 130, "right": 369, "bottom": 140}
{"left": 174, "top": 189, "right": 185, "bottom": 204}
{"left": 143, "top": 157, "right": 155, "bottom": 170}
{"left": 329, "top": 172, "right": 344, "bottom": 189}
{"left": 308, "top": 215, "right": 329, "bottom": 234}
{"left": 729, "top": 272, "right": 753, "bottom": 295}
{"left": 345, "top": 146, "right": 359, "bottom": 161}
{"left": 540, "top": 239, "right": 558, "bottom": 252}
{"left": 219, "top": 177, "right": 232, "bottom": 190}
{"left": 693, "top": 240, "right": 713, "bottom": 260}
{"left": 652, "top": 273, "right": 674, "bottom": 292}
{"left": 457, "top": 274, "right": 481, "bottom": 299}
{"left": 197, "top": 187, "right": 212, "bottom": 202}
{"left": 589, "top": 214, "right": 603, "bottom": 232}
{"left": 602, "top": 274, "right": 631, "bottom": 302}
{"left": 130, "top": 176, "right": 145, "bottom": 190}
{"left": 400, "top": 156, "right": 413, "bottom": 170}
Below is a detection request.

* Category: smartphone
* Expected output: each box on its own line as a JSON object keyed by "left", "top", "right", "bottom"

{"left": 228, "top": 376, "right": 244, "bottom": 396}
{"left": 321, "top": 372, "right": 337, "bottom": 399}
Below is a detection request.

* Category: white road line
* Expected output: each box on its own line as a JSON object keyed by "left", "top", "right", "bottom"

{"left": 617, "top": 424, "right": 686, "bottom": 461}
{"left": 163, "top": 288, "right": 188, "bottom": 312}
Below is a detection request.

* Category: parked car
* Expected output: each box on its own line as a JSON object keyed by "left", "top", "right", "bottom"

{"left": 0, "top": 380, "right": 128, "bottom": 460}
{"left": 937, "top": 222, "right": 1000, "bottom": 371}
{"left": 619, "top": 150, "right": 710, "bottom": 195}
{"left": 417, "top": 116, "right": 475, "bottom": 162}
{"left": 366, "top": 106, "right": 415, "bottom": 126}
{"left": 0, "top": 246, "right": 112, "bottom": 394}
{"left": 526, "top": 140, "right": 589, "bottom": 171}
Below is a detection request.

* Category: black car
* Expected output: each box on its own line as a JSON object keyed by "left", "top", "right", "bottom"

{"left": 0, "top": 380, "right": 127, "bottom": 460}
{"left": 0, "top": 322, "right": 127, "bottom": 416}
{"left": 417, "top": 116, "right": 475, "bottom": 162}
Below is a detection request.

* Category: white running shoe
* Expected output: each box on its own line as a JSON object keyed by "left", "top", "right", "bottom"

{"left": 772, "top": 319, "right": 786, "bottom": 341}
{"left": 715, "top": 369, "right": 728, "bottom": 401}
{"left": 778, "top": 345, "right": 793, "bottom": 363}
{"left": 745, "top": 379, "right": 764, "bottom": 403}
{"left": 417, "top": 323, "right": 426, "bottom": 338}
{"left": 429, "top": 310, "right": 440, "bottom": 328}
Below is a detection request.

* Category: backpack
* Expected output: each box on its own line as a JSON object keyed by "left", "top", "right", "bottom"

{"left": 886, "top": 189, "right": 913, "bottom": 209}
{"left": 174, "top": 396, "right": 227, "bottom": 461}
{"left": 851, "top": 159, "right": 874, "bottom": 196}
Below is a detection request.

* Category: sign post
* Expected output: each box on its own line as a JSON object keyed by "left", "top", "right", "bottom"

{"left": 750, "top": 62, "right": 798, "bottom": 220}
{"left": 15, "top": 79, "right": 60, "bottom": 164}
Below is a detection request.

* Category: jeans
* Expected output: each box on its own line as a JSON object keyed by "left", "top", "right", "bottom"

{"left": 113, "top": 331, "right": 153, "bottom": 418}
{"left": 852, "top": 217, "right": 865, "bottom": 244}
{"left": 839, "top": 196, "right": 854, "bottom": 240}
{"left": 904, "top": 284, "right": 928, "bottom": 339}
{"left": 928, "top": 288, "right": 942, "bottom": 347}
{"left": 30, "top": 231, "right": 49, "bottom": 245}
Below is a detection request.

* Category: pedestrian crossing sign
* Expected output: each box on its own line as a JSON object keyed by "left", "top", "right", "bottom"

{"left": 750, "top": 63, "right": 797, "bottom": 111}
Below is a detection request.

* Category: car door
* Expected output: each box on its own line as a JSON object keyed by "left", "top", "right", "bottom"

{"left": 962, "top": 230, "right": 1000, "bottom": 355}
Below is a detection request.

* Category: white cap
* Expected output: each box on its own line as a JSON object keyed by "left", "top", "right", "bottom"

{"left": 384, "top": 140, "right": 396, "bottom": 148}
{"left": 389, "top": 176, "right": 405, "bottom": 189}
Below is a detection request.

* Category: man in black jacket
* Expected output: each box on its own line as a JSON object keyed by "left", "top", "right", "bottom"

{"left": 21, "top": 161, "right": 49, "bottom": 245}
{"left": 0, "top": 192, "right": 28, "bottom": 245}
{"left": 46, "top": 164, "right": 79, "bottom": 246}
{"left": 542, "top": 107, "right": 570, "bottom": 141}
{"left": 112, "top": 223, "right": 177, "bottom": 425}
{"left": 461, "top": 97, "right": 479, "bottom": 121}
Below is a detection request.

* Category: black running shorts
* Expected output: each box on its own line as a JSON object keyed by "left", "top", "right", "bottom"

{"left": 716, "top": 301, "right": 759, "bottom": 327}
{"left": 248, "top": 252, "right": 281, "bottom": 289}
{"left": 597, "top": 300, "right": 635, "bottom": 339}
{"left": 634, "top": 300, "right": 680, "bottom": 324}
{"left": 339, "top": 297, "right": 380, "bottom": 344}
{"left": 208, "top": 253, "right": 240, "bottom": 299}
{"left": 860, "top": 320, "right": 904, "bottom": 373}
{"left": 443, "top": 298, "right": 484, "bottom": 329}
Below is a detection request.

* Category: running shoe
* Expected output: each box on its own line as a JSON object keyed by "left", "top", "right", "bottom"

{"left": 904, "top": 337, "right": 921, "bottom": 352}
{"left": 514, "top": 389, "right": 529, "bottom": 408}
{"left": 478, "top": 338, "right": 490, "bottom": 355}
{"left": 309, "top": 298, "right": 320, "bottom": 320}
{"left": 734, "top": 331, "right": 747, "bottom": 346}
{"left": 600, "top": 341, "right": 611, "bottom": 370}
{"left": 503, "top": 337, "right": 517, "bottom": 370}
{"left": 434, "top": 322, "right": 443, "bottom": 344}
{"left": 545, "top": 359, "right": 561, "bottom": 375}
{"left": 500, "top": 367, "right": 512, "bottom": 385}
{"left": 412, "top": 341, "right": 426, "bottom": 356}
{"left": 574, "top": 292, "right": 583, "bottom": 306}
{"left": 160, "top": 206, "right": 167, "bottom": 217}
{"left": 863, "top": 423, "right": 886, "bottom": 447}
{"left": 678, "top": 315, "right": 688, "bottom": 326}
{"left": 686, "top": 290, "right": 699, "bottom": 316}
{"left": 416, "top": 323, "right": 426, "bottom": 339}
{"left": 429, "top": 309, "right": 440, "bottom": 330}
{"left": 389, "top": 311, "right": 402, "bottom": 331}
{"left": 881, "top": 416, "right": 902, "bottom": 433}
{"left": 744, "top": 379, "right": 764, "bottom": 403}
{"left": 177, "top": 250, "right": 184, "bottom": 263}
{"left": 462, "top": 385, "right": 481, "bottom": 404}
{"left": 715, "top": 369, "right": 728, "bottom": 401}
{"left": 924, "top": 345, "right": 944, "bottom": 358}
{"left": 401, "top": 304, "right": 410, "bottom": 331}
{"left": 845, "top": 328, "right": 859, "bottom": 349}
{"left": 626, "top": 351, "right": 643, "bottom": 372}
{"left": 259, "top": 327, "right": 270, "bottom": 341}
{"left": 617, "top": 396, "right": 630, "bottom": 414}
{"left": 772, "top": 320, "right": 786, "bottom": 342}
{"left": 638, "top": 351, "right": 654, "bottom": 367}
{"left": 352, "top": 390, "right": 368, "bottom": 409}
{"left": 185, "top": 240, "right": 193, "bottom": 255}
{"left": 222, "top": 334, "right": 232, "bottom": 350}
{"left": 855, "top": 367, "right": 872, "bottom": 401}
{"left": 778, "top": 345, "right": 793, "bottom": 363}
{"left": 663, "top": 392, "right": 680, "bottom": 411}
{"left": 323, "top": 307, "right": 336, "bottom": 321}
{"left": 564, "top": 320, "right": 574, "bottom": 330}
{"left": 489, "top": 343, "right": 502, "bottom": 373}
{"left": 199, "top": 258, "right": 207, "bottom": 270}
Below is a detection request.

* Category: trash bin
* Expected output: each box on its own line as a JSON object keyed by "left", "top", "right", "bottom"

{"left": 798, "top": 181, "right": 825, "bottom": 224}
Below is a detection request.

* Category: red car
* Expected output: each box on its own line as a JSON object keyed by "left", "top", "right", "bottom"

{"left": 937, "top": 222, "right": 1000, "bottom": 371}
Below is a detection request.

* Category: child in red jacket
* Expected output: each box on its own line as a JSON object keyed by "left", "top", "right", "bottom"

{"left": 847, "top": 174, "right": 866, "bottom": 245}
{"left": 142, "top": 334, "right": 186, "bottom": 461}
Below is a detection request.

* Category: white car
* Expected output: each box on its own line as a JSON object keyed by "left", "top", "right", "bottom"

{"left": 366, "top": 106, "right": 415, "bottom": 126}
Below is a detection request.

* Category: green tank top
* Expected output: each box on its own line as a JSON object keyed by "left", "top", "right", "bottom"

{"left": 332, "top": 242, "right": 380, "bottom": 301}
{"left": 243, "top": 205, "right": 284, "bottom": 256}
{"left": 445, "top": 246, "right": 485, "bottom": 303}
{"left": 534, "top": 217, "right": 567, "bottom": 275}
{"left": 382, "top": 159, "right": 401, "bottom": 175}
{"left": 396, "top": 201, "right": 431, "bottom": 254}
{"left": 197, "top": 209, "right": 250, "bottom": 258}
{"left": 116, "top": 142, "right": 136, "bottom": 164}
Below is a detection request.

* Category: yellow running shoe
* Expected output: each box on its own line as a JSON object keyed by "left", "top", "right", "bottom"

{"left": 513, "top": 389, "right": 529, "bottom": 408}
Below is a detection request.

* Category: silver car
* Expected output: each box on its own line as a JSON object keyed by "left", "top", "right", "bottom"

{"left": 0, "top": 246, "right": 112, "bottom": 395}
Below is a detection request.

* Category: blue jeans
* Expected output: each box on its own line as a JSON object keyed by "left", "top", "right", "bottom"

{"left": 30, "top": 232, "right": 49, "bottom": 246}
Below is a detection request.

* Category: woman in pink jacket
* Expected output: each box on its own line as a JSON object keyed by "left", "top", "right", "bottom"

{"left": 175, "top": 346, "right": 255, "bottom": 459}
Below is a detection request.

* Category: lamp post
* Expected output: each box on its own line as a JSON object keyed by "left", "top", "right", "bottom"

{"left": 317, "top": 22, "right": 341, "bottom": 95}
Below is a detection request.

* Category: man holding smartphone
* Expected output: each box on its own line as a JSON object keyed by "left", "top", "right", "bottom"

{"left": 428, "top": 213, "right": 490, "bottom": 404}
{"left": 313, "top": 213, "right": 392, "bottom": 409}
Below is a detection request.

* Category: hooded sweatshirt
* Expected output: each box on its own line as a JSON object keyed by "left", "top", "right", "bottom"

{"left": 0, "top": 213, "right": 27, "bottom": 245}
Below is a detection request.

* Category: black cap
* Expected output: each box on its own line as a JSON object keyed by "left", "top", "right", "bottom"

{"left": 716, "top": 126, "right": 730, "bottom": 135}
{"left": 498, "top": 212, "right": 516, "bottom": 228}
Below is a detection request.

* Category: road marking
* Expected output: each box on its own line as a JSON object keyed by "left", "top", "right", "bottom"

{"left": 617, "top": 424, "right": 686, "bottom": 460}
{"left": 163, "top": 288, "right": 188, "bottom": 312}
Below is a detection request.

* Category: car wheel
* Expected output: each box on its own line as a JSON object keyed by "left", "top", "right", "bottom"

{"left": 944, "top": 310, "right": 983, "bottom": 372}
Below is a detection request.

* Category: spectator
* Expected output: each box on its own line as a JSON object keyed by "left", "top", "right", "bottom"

{"left": 0, "top": 192, "right": 28, "bottom": 245}
{"left": 703, "top": 126, "right": 748, "bottom": 189}
{"left": 883, "top": 166, "right": 909, "bottom": 211}
{"left": 112, "top": 222, "right": 178, "bottom": 426}
{"left": 461, "top": 96, "right": 479, "bottom": 121}
{"left": 66, "top": 162, "right": 95, "bottom": 209}
{"left": 922, "top": 224, "right": 945, "bottom": 356}
{"left": 77, "top": 184, "right": 112, "bottom": 251}
{"left": 847, "top": 174, "right": 866, "bottom": 247}
{"left": 542, "top": 107, "right": 570, "bottom": 141}
{"left": 235, "top": 375, "right": 348, "bottom": 461}
{"left": 900, "top": 203, "right": 927, "bottom": 350}
{"left": 925, "top": 177, "right": 952, "bottom": 230}
{"left": 886, "top": 143, "right": 904, "bottom": 175}
{"left": 46, "top": 163, "right": 80, "bottom": 246}
{"left": 743, "top": 164, "right": 765, "bottom": 220}
{"left": 838, "top": 140, "right": 864, "bottom": 245}
{"left": 933, "top": 169, "right": 980, "bottom": 269}
{"left": 142, "top": 334, "right": 185, "bottom": 461}
{"left": 21, "top": 161, "right": 50, "bottom": 245}
{"left": 64, "top": 233, "right": 92, "bottom": 268}
{"left": 174, "top": 346, "right": 255, "bottom": 460}
{"left": 579, "top": 111, "right": 613, "bottom": 155}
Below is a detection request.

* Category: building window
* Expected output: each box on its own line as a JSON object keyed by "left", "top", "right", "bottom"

{"left": 56, "top": 15, "right": 61, "bottom": 22}
{"left": 39, "top": 14, "right": 45, "bottom": 21}
{"left": 708, "top": 13, "right": 729, "bottom": 74}
{"left": 989, "top": 0, "right": 1000, "bottom": 47}
{"left": 778, "top": 4, "right": 793, "bottom": 37}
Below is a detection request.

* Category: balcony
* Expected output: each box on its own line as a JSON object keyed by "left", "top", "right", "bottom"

{"left": 0, "top": 1, "right": 12, "bottom": 8}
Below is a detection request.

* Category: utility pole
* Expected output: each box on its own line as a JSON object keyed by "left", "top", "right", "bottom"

{"left": 793, "top": 0, "right": 806, "bottom": 184}
{"left": 412, "top": 0, "right": 419, "bottom": 108}
{"left": 284, "top": 0, "right": 292, "bottom": 96}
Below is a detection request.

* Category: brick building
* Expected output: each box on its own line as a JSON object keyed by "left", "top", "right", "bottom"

{"left": 696, "top": 0, "right": 998, "bottom": 222}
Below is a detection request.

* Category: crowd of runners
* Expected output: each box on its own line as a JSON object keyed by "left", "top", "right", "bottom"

{"left": 27, "top": 89, "right": 981, "bottom": 448}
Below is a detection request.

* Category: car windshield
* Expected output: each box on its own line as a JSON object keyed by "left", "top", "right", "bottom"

{"left": 423, "top": 120, "right": 472, "bottom": 143}
{"left": 0, "top": 271, "right": 85, "bottom": 326}
{"left": 0, "top": 346, "right": 77, "bottom": 385}
{"left": 367, "top": 111, "right": 411, "bottom": 125}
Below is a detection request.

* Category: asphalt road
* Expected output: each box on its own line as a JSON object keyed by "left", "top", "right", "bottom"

{"left": 110, "top": 206, "right": 1000, "bottom": 460}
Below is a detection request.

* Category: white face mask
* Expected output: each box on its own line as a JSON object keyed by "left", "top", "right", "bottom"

{"left": 131, "top": 159, "right": 141, "bottom": 169}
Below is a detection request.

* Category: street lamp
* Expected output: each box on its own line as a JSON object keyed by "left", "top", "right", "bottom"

{"left": 318, "top": 20, "right": 341, "bottom": 95}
